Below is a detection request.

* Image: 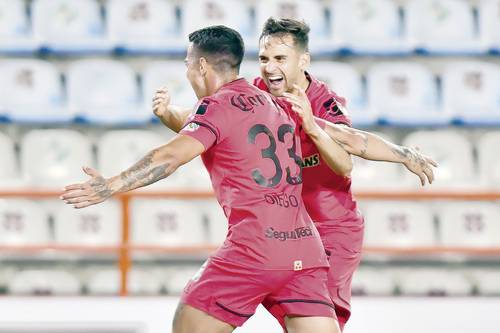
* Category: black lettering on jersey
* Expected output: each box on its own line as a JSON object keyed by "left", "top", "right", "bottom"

{"left": 196, "top": 99, "right": 210, "bottom": 115}
{"left": 323, "top": 97, "right": 344, "bottom": 117}
{"left": 302, "top": 154, "right": 320, "bottom": 168}
{"left": 231, "top": 94, "right": 266, "bottom": 112}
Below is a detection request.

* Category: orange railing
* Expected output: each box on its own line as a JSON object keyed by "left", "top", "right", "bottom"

{"left": 1, "top": 189, "right": 500, "bottom": 295}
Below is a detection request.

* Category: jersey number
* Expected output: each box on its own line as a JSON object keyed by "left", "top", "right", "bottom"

{"left": 248, "top": 124, "right": 302, "bottom": 188}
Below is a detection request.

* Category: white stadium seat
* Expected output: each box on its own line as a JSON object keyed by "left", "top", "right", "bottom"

{"left": 477, "top": 131, "right": 500, "bottom": 188}
{"left": 0, "top": 59, "right": 69, "bottom": 122}
{"left": 141, "top": 61, "right": 197, "bottom": 112}
{"left": 364, "top": 202, "right": 435, "bottom": 247}
{"left": 163, "top": 265, "right": 204, "bottom": 295}
{"left": 178, "top": 156, "right": 213, "bottom": 190}
{"left": 438, "top": 202, "right": 500, "bottom": 248}
{"left": 255, "top": 0, "right": 329, "bottom": 53}
{"left": 367, "top": 62, "right": 448, "bottom": 125}
{"left": 20, "top": 129, "right": 93, "bottom": 187}
{"left": 351, "top": 268, "right": 395, "bottom": 296}
{"left": 480, "top": 0, "right": 500, "bottom": 51}
{"left": 201, "top": 199, "right": 228, "bottom": 246}
{"left": 86, "top": 269, "right": 162, "bottom": 295}
{"left": 442, "top": 61, "right": 500, "bottom": 124}
{"left": 398, "top": 269, "right": 473, "bottom": 296}
{"left": 0, "top": 0, "right": 37, "bottom": 52}
{"left": 131, "top": 199, "right": 206, "bottom": 246}
{"left": 32, "top": 0, "right": 111, "bottom": 53}
{"left": 406, "top": 0, "right": 482, "bottom": 54}
{"left": 8, "top": 270, "right": 81, "bottom": 295}
{"left": 470, "top": 269, "right": 500, "bottom": 295}
{"left": 67, "top": 59, "right": 146, "bottom": 124}
{"left": 0, "top": 132, "right": 16, "bottom": 182}
{"left": 107, "top": 0, "right": 180, "bottom": 53}
{"left": 350, "top": 132, "right": 406, "bottom": 189}
{"left": 239, "top": 60, "right": 260, "bottom": 83}
{"left": 53, "top": 200, "right": 122, "bottom": 246}
{"left": 0, "top": 199, "right": 50, "bottom": 245}
{"left": 402, "top": 130, "right": 476, "bottom": 188}
{"left": 182, "top": 0, "right": 252, "bottom": 42}
{"left": 331, "top": 0, "right": 409, "bottom": 54}
{"left": 309, "top": 62, "right": 373, "bottom": 126}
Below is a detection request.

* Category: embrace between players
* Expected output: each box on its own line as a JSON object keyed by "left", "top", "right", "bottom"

{"left": 61, "top": 18, "right": 437, "bottom": 333}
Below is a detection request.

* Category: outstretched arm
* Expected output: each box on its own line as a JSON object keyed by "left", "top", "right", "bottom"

{"left": 60, "top": 135, "right": 205, "bottom": 209}
{"left": 284, "top": 85, "right": 353, "bottom": 177}
{"left": 153, "top": 87, "right": 192, "bottom": 133}
{"left": 322, "top": 124, "right": 438, "bottom": 185}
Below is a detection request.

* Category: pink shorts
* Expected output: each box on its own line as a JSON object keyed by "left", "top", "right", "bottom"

{"left": 264, "top": 222, "right": 364, "bottom": 331}
{"left": 181, "top": 257, "right": 335, "bottom": 327}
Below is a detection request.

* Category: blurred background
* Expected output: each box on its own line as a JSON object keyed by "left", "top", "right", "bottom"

{"left": 0, "top": 0, "right": 499, "bottom": 332}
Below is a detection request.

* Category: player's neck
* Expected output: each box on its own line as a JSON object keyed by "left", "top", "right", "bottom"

{"left": 207, "top": 72, "right": 239, "bottom": 96}
{"left": 297, "top": 71, "right": 311, "bottom": 92}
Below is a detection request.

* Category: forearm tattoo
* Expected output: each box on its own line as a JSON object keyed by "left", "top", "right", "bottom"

{"left": 118, "top": 149, "right": 172, "bottom": 192}
{"left": 391, "top": 146, "right": 426, "bottom": 167}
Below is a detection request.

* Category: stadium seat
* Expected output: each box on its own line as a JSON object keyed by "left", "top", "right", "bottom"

{"left": 86, "top": 268, "right": 162, "bottom": 295}
{"left": 363, "top": 201, "right": 435, "bottom": 247}
{"left": 67, "top": 59, "right": 146, "bottom": 124}
{"left": 350, "top": 132, "right": 407, "bottom": 189}
{"left": 351, "top": 268, "right": 395, "bottom": 296}
{"left": 438, "top": 202, "right": 500, "bottom": 248}
{"left": 239, "top": 60, "right": 261, "bottom": 83}
{"left": 163, "top": 265, "right": 204, "bottom": 295}
{"left": 0, "top": 0, "right": 38, "bottom": 52}
{"left": 107, "top": 0, "right": 181, "bottom": 53}
{"left": 480, "top": 0, "right": 500, "bottom": 52}
{"left": 398, "top": 269, "right": 473, "bottom": 296}
{"left": 32, "top": 0, "right": 111, "bottom": 53}
{"left": 309, "top": 62, "right": 373, "bottom": 126}
{"left": 53, "top": 200, "right": 121, "bottom": 246}
{"left": 201, "top": 199, "right": 228, "bottom": 246}
{"left": 477, "top": 131, "right": 500, "bottom": 188}
{"left": 0, "top": 199, "right": 50, "bottom": 245}
{"left": 470, "top": 269, "right": 500, "bottom": 295}
{"left": 254, "top": 0, "right": 330, "bottom": 53}
{"left": 402, "top": 130, "right": 476, "bottom": 188}
{"left": 181, "top": 0, "right": 252, "bottom": 44}
{"left": 178, "top": 156, "right": 212, "bottom": 190}
{"left": 406, "top": 0, "right": 483, "bottom": 54}
{"left": 0, "top": 132, "right": 17, "bottom": 183}
{"left": 0, "top": 59, "right": 70, "bottom": 122}
{"left": 130, "top": 199, "right": 206, "bottom": 246}
{"left": 331, "top": 0, "right": 409, "bottom": 55}
{"left": 141, "top": 61, "right": 198, "bottom": 113}
{"left": 8, "top": 269, "right": 81, "bottom": 295}
{"left": 20, "top": 129, "right": 93, "bottom": 187}
{"left": 367, "top": 62, "right": 448, "bottom": 125}
{"left": 442, "top": 61, "right": 500, "bottom": 125}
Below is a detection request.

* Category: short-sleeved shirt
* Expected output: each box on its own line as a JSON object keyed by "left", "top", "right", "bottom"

{"left": 254, "top": 73, "right": 363, "bottom": 230}
{"left": 180, "top": 78, "right": 328, "bottom": 270}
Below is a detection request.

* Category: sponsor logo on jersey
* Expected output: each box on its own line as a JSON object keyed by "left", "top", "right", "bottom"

{"left": 302, "top": 153, "right": 320, "bottom": 168}
{"left": 323, "top": 97, "right": 348, "bottom": 118}
{"left": 265, "top": 226, "right": 313, "bottom": 242}
{"left": 230, "top": 93, "right": 266, "bottom": 112}
{"left": 195, "top": 99, "right": 210, "bottom": 115}
{"left": 184, "top": 122, "right": 200, "bottom": 132}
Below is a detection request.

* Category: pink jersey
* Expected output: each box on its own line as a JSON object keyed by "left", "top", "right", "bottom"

{"left": 254, "top": 73, "right": 363, "bottom": 230}
{"left": 180, "top": 78, "right": 328, "bottom": 270}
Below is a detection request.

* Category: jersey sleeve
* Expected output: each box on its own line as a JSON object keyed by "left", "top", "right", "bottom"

{"left": 179, "top": 98, "right": 230, "bottom": 150}
{"left": 317, "top": 94, "right": 352, "bottom": 127}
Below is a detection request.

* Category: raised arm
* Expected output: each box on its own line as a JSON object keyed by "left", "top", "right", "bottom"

{"left": 321, "top": 123, "right": 438, "bottom": 186}
{"left": 60, "top": 135, "right": 205, "bottom": 209}
{"left": 284, "top": 86, "right": 352, "bottom": 177}
{"left": 153, "top": 87, "right": 193, "bottom": 133}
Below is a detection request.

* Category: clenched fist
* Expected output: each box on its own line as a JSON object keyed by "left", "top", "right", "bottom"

{"left": 152, "top": 87, "right": 171, "bottom": 118}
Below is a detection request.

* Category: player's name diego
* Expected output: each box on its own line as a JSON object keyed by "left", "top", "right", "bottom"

{"left": 265, "top": 226, "right": 313, "bottom": 242}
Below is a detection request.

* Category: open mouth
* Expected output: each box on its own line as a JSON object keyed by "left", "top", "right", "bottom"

{"left": 267, "top": 75, "right": 284, "bottom": 88}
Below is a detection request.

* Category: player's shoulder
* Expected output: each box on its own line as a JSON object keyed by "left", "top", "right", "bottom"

{"left": 307, "top": 72, "right": 347, "bottom": 107}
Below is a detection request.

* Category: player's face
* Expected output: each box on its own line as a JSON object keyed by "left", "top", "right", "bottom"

{"left": 258, "top": 34, "right": 308, "bottom": 96}
{"left": 185, "top": 43, "right": 208, "bottom": 99}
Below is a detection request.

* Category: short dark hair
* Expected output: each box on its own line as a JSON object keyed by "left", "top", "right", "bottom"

{"left": 188, "top": 25, "right": 245, "bottom": 73}
{"left": 260, "top": 17, "right": 310, "bottom": 52}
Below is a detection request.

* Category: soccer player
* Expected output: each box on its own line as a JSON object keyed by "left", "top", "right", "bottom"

{"left": 152, "top": 18, "right": 437, "bottom": 332}
{"left": 61, "top": 25, "right": 347, "bottom": 333}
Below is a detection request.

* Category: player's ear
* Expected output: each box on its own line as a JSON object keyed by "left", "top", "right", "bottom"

{"left": 199, "top": 57, "right": 208, "bottom": 76}
{"left": 299, "top": 52, "right": 311, "bottom": 72}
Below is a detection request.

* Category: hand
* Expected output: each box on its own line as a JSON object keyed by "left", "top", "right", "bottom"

{"left": 152, "top": 87, "right": 171, "bottom": 118}
{"left": 283, "top": 84, "right": 318, "bottom": 135}
{"left": 60, "top": 167, "right": 114, "bottom": 209}
{"left": 403, "top": 146, "right": 438, "bottom": 186}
